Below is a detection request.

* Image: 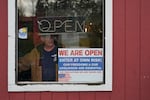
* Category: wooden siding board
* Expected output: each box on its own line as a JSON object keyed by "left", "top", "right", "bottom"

{"left": 41, "top": 92, "right": 52, "bottom": 100}
{"left": 52, "top": 92, "right": 67, "bottom": 100}
{"left": 96, "top": 92, "right": 110, "bottom": 100}
{"left": 24, "top": 93, "right": 41, "bottom": 100}
{"left": 68, "top": 92, "right": 80, "bottom": 100}
{"left": 125, "top": 0, "right": 140, "bottom": 100}
{"left": 141, "top": 0, "right": 150, "bottom": 100}
{"left": 79, "top": 92, "right": 95, "bottom": 100}
{"left": 0, "top": 0, "right": 9, "bottom": 100}
{"left": 9, "top": 93, "right": 25, "bottom": 100}
{"left": 111, "top": 0, "right": 126, "bottom": 100}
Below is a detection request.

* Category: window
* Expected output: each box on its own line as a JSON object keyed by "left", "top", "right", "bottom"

{"left": 8, "top": 0, "right": 112, "bottom": 91}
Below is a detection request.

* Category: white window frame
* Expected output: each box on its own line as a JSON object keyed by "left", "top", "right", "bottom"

{"left": 8, "top": 0, "right": 112, "bottom": 92}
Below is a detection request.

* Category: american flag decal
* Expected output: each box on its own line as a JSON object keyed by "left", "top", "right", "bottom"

{"left": 58, "top": 73, "right": 71, "bottom": 82}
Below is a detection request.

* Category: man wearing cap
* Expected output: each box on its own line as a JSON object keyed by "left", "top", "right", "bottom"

{"left": 19, "top": 35, "right": 58, "bottom": 81}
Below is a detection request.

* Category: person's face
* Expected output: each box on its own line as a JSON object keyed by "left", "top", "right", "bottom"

{"left": 41, "top": 35, "right": 55, "bottom": 47}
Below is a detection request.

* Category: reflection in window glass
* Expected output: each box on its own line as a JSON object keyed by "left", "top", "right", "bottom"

{"left": 17, "top": 0, "right": 104, "bottom": 84}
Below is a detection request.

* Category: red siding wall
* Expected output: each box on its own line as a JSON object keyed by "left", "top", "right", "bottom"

{"left": 0, "top": 0, "right": 150, "bottom": 100}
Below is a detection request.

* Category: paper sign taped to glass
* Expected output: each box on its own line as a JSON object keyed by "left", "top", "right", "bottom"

{"left": 58, "top": 48, "right": 104, "bottom": 83}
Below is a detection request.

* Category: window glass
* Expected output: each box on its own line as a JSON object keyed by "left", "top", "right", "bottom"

{"left": 17, "top": 0, "right": 104, "bottom": 84}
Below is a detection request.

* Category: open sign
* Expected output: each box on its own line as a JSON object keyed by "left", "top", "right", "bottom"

{"left": 37, "top": 17, "right": 85, "bottom": 34}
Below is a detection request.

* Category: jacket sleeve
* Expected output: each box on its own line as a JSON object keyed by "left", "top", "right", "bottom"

{"left": 18, "top": 48, "right": 37, "bottom": 72}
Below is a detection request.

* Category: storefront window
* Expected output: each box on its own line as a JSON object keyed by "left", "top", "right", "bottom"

{"left": 8, "top": 0, "right": 112, "bottom": 91}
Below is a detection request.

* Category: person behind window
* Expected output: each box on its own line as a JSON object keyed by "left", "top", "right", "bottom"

{"left": 19, "top": 35, "right": 58, "bottom": 81}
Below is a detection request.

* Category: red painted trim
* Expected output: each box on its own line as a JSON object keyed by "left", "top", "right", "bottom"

{"left": 0, "top": 0, "right": 9, "bottom": 100}
{"left": 111, "top": 0, "right": 126, "bottom": 99}
{"left": 141, "top": 0, "right": 150, "bottom": 100}
{"left": 125, "top": 0, "right": 140, "bottom": 99}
